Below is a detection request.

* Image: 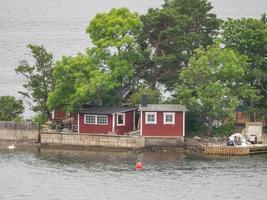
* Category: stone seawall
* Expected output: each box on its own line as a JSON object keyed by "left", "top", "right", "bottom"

{"left": 204, "top": 145, "right": 251, "bottom": 155}
{"left": 145, "top": 136, "right": 184, "bottom": 147}
{"left": 0, "top": 121, "right": 39, "bottom": 141}
{"left": 41, "top": 132, "right": 145, "bottom": 149}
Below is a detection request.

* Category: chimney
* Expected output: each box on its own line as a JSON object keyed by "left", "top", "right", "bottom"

{"left": 141, "top": 94, "right": 148, "bottom": 107}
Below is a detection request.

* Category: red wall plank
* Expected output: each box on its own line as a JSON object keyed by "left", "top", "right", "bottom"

{"left": 79, "top": 113, "right": 112, "bottom": 134}
{"left": 115, "top": 111, "right": 134, "bottom": 135}
{"left": 54, "top": 111, "right": 66, "bottom": 119}
{"left": 142, "top": 111, "right": 184, "bottom": 136}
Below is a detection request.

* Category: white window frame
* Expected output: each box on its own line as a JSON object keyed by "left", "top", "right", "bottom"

{"left": 117, "top": 113, "right": 125, "bottom": 126}
{"left": 84, "top": 114, "right": 108, "bottom": 125}
{"left": 164, "top": 112, "right": 175, "bottom": 125}
{"left": 84, "top": 115, "right": 96, "bottom": 124}
{"left": 97, "top": 115, "right": 108, "bottom": 125}
{"left": 145, "top": 112, "right": 157, "bottom": 124}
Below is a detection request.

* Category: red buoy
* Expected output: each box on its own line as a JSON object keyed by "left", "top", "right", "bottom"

{"left": 135, "top": 162, "right": 143, "bottom": 170}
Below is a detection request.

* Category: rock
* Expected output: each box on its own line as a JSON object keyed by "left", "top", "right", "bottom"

{"left": 193, "top": 136, "right": 201, "bottom": 141}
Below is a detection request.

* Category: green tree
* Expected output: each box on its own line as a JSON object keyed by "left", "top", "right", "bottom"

{"left": 32, "top": 113, "right": 48, "bottom": 128}
{"left": 47, "top": 54, "right": 116, "bottom": 112}
{"left": 15, "top": 44, "right": 54, "bottom": 118}
{"left": 261, "top": 13, "right": 267, "bottom": 24}
{"left": 129, "top": 87, "right": 162, "bottom": 106}
{"left": 139, "top": 0, "right": 221, "bottom": 89}
{"left": 175, "top": 45, "right": 258, "bottom": 136}
{"left": 0, "top": 96, "right": 24, "bottom": 121}
{"left": 221, "top": 18, "right": 267, "bottom": 120}
{"left": 87, "top": 8, "right": 142, "bottom": 90}
{"left": 48, "top": 8, "right": 143, "bottom": 111}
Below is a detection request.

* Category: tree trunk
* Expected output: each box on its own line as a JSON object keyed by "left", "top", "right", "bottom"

{"left": 250, "top": 100, "right": 256, "bottom": 122}
{"left": 46, "top": 109, "right": 51, "bottom": 120}
{"left": 151, "top": 63, "right": 157, "bottom": 89}
{"left": 206, "top": 118, "right": 213, "bottom": 137}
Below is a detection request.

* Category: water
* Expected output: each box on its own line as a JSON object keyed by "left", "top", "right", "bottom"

{"left": 0, "top": 0, "right": 267, "bottom": 117}
{"left": 0, "top": 148, "right": 266, "bottom": 200}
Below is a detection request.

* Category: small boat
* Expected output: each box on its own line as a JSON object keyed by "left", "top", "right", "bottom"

{"left": 227, "top": 133, "right": 250, "bottom": 146}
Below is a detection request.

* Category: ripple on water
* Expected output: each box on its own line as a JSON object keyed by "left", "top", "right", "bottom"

{"left": 0, "top": 149, "right": 267, "bottom": 200}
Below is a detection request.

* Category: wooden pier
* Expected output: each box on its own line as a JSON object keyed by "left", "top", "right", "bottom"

{"left": 204, "top": 144, "right": 267, "bottom": 156}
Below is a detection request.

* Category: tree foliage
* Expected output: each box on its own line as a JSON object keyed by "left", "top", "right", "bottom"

{"left": 222, "top": 18, "right": 267, "bottom": 94}
{"left": 129, "top": 87, "right": 162, "bottom": 106}
{"left": 47, "top": 54, "right": 116, "bottom": 112}
{"left": 221, "top": 18, "right": 267, "bottom": 120}
{"left": 0, "top": 96, "right": 24, "bottom": 121}
{"left": 15, "top": 44, "right": 54, "bottom": 118}
{"left": 175, "top": 45, "right": 258, "bottom": 136}
{"left": 48, "top": 8, "right": 144, "bottom": 112}
{"left": 87, "top": 8, "right": 141, "bottom": 50}
{"left": 87, "top": 8, "right": 142, "bottom": 90}
{"left": 139, "top": 0, "right": 221, "bottom": 89}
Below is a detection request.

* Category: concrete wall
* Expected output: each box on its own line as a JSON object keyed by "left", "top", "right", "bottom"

{"left": 41, "top": 132, "right": 145, "bottom": 149}
{"left": 144, "top": 136, "right": 184, "bottom": 147}
{"left": 245, "top": 122, "right": 262, "bottom": 143}
{"left": 0, "top": 121, "right": 38, "bottom": 141}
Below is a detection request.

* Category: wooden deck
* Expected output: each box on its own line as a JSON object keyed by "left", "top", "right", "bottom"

{"left": 250, "top": 144, "right": 267, "bottom": 154}
{"left": 204, "top": 144, "right": 267, "bottom": 156}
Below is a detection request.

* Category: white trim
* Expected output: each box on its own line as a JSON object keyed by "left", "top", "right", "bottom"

{"left": 52, "top": 110, "right": 55, "bottom": 119}
{"left": 140, "top": 111, "right": 143, "bottom": 136}
{"left": 78, "top": 113, "right": 80, "bottom": 133}
{"left": 112, "top": 114, "right": 115, "bottom": 132}
{"left": 163, "top": 112, "right": 175, "bottom": 125}
{"left": 183, "top": 111, "right": 185, "bottom": 137}
{"left": 133, "top": 111, "right": 135, "bottom": 130}
{"left": 145, "top": 112, "right": 157, "bottom": 124}
{"left": 116, "top": 113, "right": 125, "bottom": 126}
{"left": 84, "top": 114, "right": 108, "bottom": 125}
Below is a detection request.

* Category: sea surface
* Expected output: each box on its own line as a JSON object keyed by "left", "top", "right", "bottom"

{"left": 0, "top": 0, "right": 267, "bottom": 117}
{"left": 0, "top": 148, "right": 266, "bottom": 200}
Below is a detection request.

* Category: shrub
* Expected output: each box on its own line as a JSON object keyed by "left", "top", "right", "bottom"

{"left": 212, "top": 123, "right": 235, "bottom": 136}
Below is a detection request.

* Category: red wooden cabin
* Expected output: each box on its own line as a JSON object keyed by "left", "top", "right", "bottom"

{"left": 139, "top": 104, "right": 186, "bottom": 137}
{"left": 78, "top": 107, "right": 136, "bottom": 135}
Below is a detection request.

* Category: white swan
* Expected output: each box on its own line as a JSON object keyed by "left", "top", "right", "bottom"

{"left": 7, "top": 141, "right": 16, "bottom": 150}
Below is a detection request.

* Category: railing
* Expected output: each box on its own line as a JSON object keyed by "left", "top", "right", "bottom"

{"left": 0, "top": 121, "right": 37, "bottom": 130}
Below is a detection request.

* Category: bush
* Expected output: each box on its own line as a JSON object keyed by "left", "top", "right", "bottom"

{"left": 212, "top": 123, "right": 235, "bottom": 136}
{"left": 185, "top": 111, "right": 206, "bottom": 132}
{"left": 32, "top": 113, "right": 48, "bottom": 129}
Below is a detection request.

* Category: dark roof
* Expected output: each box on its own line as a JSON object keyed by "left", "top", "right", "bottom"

{"left": 139, "top": 104, "right": 187, "bottom": 112}
{"left": 79, "top": 107, "right": 136, "bottom": 115}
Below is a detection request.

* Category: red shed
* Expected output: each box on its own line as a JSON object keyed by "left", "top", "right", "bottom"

{"left": 139, "top": 104, "right": 186, "bottom": 137}
{"left": 78, "top": 107, "right": 136, "bottom": 135}
{"left": 51, "top": 110, "right": 68, "bottom": 119}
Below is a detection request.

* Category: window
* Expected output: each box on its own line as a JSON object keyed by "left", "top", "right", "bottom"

{"left": 164, "top": 112, "right": 175, "bottom": 124}
{"left": 145, "top": 112, "right": 157, "bottom": 124}
{"left": 84, "top": 115, "right": 108, "bottom": 125}
{"left": 85, "top": 115, "right": 96, "bottom": 124}
{"left": 97, "top": 116, "right": 108, "bottom": 125}
{"left": 117, "top": 113, "right": 125, "bottom": 126}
